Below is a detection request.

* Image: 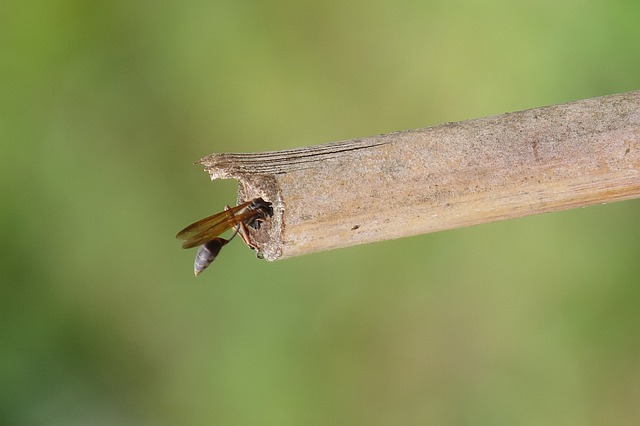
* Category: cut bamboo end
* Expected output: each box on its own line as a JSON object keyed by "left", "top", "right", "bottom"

{"left": 198, "top": 90, "right": 640, "bottom": 261}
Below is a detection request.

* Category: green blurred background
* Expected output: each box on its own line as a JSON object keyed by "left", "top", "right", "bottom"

{"left": 3, "top": 0, "right": 640, "bottom": 424}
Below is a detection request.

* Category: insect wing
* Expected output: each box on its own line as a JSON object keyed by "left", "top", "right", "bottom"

{"left": 180, "top": 209, "right": 262, "bottom": 249}
{"left": 176, "top": 202, "right": 257, "bottom": 249}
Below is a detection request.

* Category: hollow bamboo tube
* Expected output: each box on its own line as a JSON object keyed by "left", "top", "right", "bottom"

{"left": 198, "top": 90, "right": 640, "bottom": 261}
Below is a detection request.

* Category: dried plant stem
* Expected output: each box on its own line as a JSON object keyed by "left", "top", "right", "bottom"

{"left": 198, "top": 90, "right": 640, "bottom": 260}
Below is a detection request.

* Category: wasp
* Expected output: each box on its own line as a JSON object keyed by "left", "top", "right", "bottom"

{"left": 176, "top": 197, "right": 273, "bottom": 276}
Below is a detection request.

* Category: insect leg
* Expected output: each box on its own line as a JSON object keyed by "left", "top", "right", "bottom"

{"left": 237, "top": 220, "right": 260, "bottom": 251}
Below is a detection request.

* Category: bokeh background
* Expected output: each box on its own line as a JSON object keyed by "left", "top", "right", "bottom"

{"left": 3, "top": 0, "right": 640, "bottom": 424}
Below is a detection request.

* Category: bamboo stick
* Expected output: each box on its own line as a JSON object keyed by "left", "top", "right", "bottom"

{"left": 198, "top": 90, "right": 640, "bottom": 261}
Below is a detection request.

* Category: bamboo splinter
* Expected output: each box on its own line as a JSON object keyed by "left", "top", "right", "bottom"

{"left": 198, "top": 90, "right": 640, "bottom": 261}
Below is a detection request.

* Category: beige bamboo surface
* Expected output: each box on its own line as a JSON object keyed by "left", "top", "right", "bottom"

{"left": 198, "top": 90, "right": 640, "bottom": 261}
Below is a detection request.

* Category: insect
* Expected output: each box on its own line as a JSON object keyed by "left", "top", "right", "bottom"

{"left": 176, "top": 197, "right": 273, "bottom": 276}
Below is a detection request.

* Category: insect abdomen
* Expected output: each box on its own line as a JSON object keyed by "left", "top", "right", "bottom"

{"left": 194, "top": 238, "right": 227, "bottom": 276}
